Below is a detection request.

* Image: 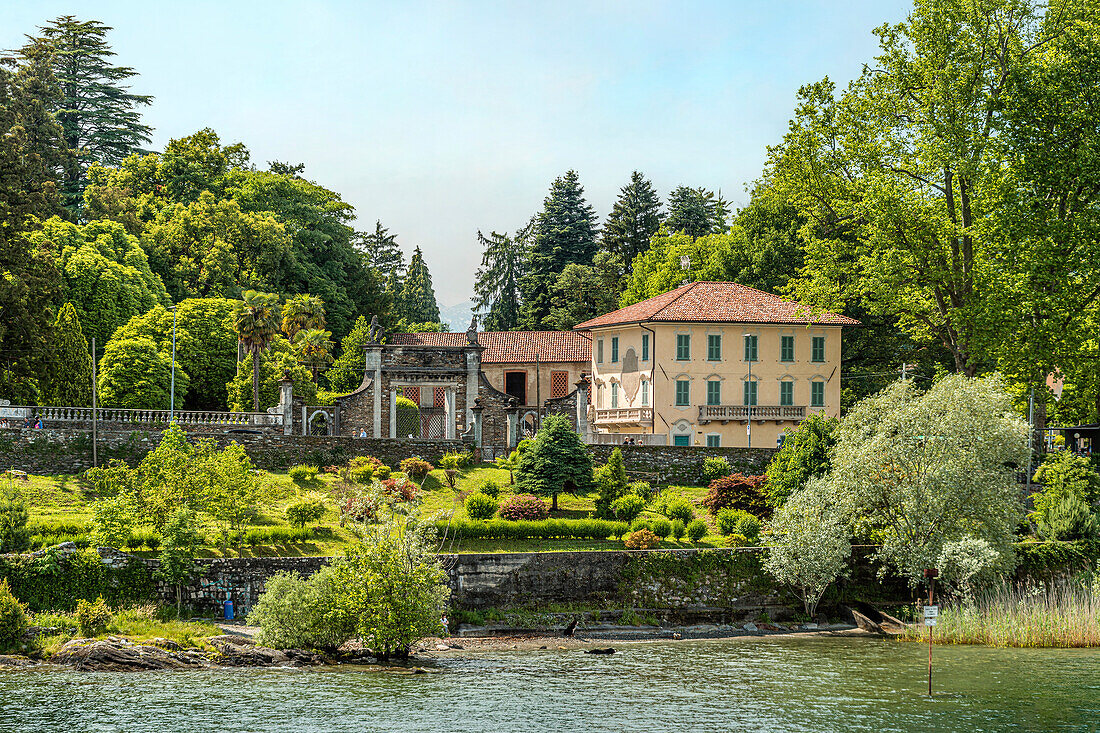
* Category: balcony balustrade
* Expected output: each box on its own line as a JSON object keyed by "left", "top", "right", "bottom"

{"left": 697, "top": 404, "right": 807, "bottom": 423}
{"left": 594, "top": 407, "right": 653, "bottom": 425}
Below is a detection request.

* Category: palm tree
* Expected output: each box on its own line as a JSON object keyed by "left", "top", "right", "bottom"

{"left": 281, "top": 294, "right": 326, "bottom": 342}
{"left": 234, "top": 290, "right": 281, "bottom": 411}
{"left": 294, "top": 328, "right": 334, "bottom": 380}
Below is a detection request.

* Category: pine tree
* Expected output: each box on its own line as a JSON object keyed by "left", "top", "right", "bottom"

{"left": 400, "top": 247, "right": 441, "bottom": 324}
{"left": 514, "top": 413, "right": 595, "bottom": 511}
{"left": 0, "top": 56, "right": 68, "bottom": 401}
{"left": 472, "top": 228, "right": 526, "bottom": 331}
{"left": 42, "top": 302, "right": 93, "bottom": 406}
{"left": 665, "top": 186, "right": 729, "bottom": 237}
{"left": 355, "top": 220, "right": 405, "bottom": 322}
{"left": 602, "top": 171, "right": 662, "bottom": 270}
{"left": 521, "top": 170, "right": 598, "bottom": 329}
{"left": 20, "top": 16, "right": 153, "bottom": 214}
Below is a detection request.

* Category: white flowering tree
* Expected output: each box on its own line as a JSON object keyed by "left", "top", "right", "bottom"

{"left": 826, "top": 374, "right": 1028, "bottom": 585}
{"left": 763, "top": 478, "right": 851, "bottom": 617}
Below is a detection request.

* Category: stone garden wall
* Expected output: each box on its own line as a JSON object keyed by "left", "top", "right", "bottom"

{"left": 587, "top": 444, "right": 776, "bottom": 485}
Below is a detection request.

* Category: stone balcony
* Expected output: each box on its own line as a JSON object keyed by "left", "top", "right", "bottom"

{"left": 697, "top": 405, "right": 807, "bottom": 424}
{"left": 594, "top": 407, "right": 653, "bottom": 427}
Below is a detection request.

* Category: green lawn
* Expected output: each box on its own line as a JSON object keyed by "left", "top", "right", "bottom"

{"left": 9, "top": 464, "right": 728, "bottom": 555}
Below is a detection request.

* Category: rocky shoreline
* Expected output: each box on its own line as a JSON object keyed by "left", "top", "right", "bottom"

{"left": 0, "top": 621, "right": 870, "bottom": 672}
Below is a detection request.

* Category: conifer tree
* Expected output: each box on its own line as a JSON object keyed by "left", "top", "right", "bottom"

{"left": 521, "top": 170, "right": 599, "bottom": 329}
{"left": 358, "top": 220, "right": 405, "bottom": 288}
{"left": 0, "top": 55, "right": 69, "bottom": 401}
{"left": 665, "top": 186, "right": 729, "bottom": 238}
{"left": 42, "top": 302, "right": 93, "bottom": 406}
{"left": 400, "top": 247, "right": 441, "bottom": 324}
{"left": 515, "top": 414, "right": 595, "bottom": 511}
{"left": 472, "top": 228, "right": 527, "bottom": 331}
{"left": 601, "top": 171, "right": 662, "bottom": 270}
{"left": 20, "top": 16, "right": 153, "bottom": 214}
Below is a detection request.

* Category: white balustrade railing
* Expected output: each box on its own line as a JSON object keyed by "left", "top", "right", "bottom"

{"left": 593, "top": 407, "right": 653, "bottom": 425}
{"left": 588, "top": 432, "right": 668, "bottom": 446}
{"left": 697, "top": 405, "right": 807, "bottom": 422}
{"left": 11, "top": 405, "right": 283, "bottom": 428}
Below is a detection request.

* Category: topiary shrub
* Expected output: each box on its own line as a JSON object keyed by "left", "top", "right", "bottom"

{"left": 348, "top": 456, "right": 385, "bottom": 484}
{"left": 475, "top": 478, "right": 501, "bottom": 498}
{"left": 75, "top": 596, "right": 112, "bottom": 637}
{"left": 664, "top": 498, "right": 695, "bottom": 524}
{"left": 685, "top": 519, "right": 708, "bottom": 542}
{"left": 395, "top": 395, "right": 420, "bottom": 438}
{"left": 611, "top": 494, "right": 646, "bottom": 523}
{"left": 594, "top": 448, "right": 629, "bottom": 518}
{"left": 701, "top": 473, "right": 769, "bottom": 517}
{"left": 464, "top": 492, "right": 499, "bottom": 520}
{"left": 624, "top": 529, "right": 659, "bottom": 549}
{"left": 716, "top": 508, "right": 758, "bottom": 537}
{"left": 0, "top": 579, "right": 28, "bottom": 652}
{"left": 498, "top": 494, "right": 549, "bottom": 521}
{"left": 288, "top": 464, "right": 319, "bottom": 485}
{"left": 628, "top": 481, "right": 654, "bottom": 502}
{"left": 629, "top": 518, "right": 651, "bottom": 533}
{"left": 701, "top": 456, "right": 731, "bottom": 486}
{"left": 671, "top": 519, "right": 686, "bottom": 540}
{"left": 285, "top": 497, "right": 327, "bottom": 527}
{"left": 650, "top": 517, "right": 672, "bottom": 539}
{"left": 374, "top": 464, "right": 392, "bottom": 480}
{"left": 400, "top": 457, "right": 434, "bottom": 482}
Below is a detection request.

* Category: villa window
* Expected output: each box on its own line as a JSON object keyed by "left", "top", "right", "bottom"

{"left": 811, "top": 380, "right": 825, "bottom": 407}
{"left": 781, "top": 335, "right": 794, "bottom": 362}
{"left": 743, "top": 380, "right": 758, "bottom": 406}
{"left": 706, "top": 434, "right": 721, "bottom": 448}
{"left": 744, "top": 334, "right": 758, "bottom": 362}
{"left": 642, "top": 333, "right": 650, "bottom": 361}
{"left": 676, "top": 334, "right": 690, "bottom": 361}
{"left": 611, "top": 336, "right": 619, "bottom": 363}
{"left": 675, "top": 379, "right": 690, "bottom": 406}
{"left": 707, "top": 380, "right": 721, "bottom": 406}
{"left": 611, "top": 382, "right": 619, "bottom": 408}
{"left": 597, "top": 339, "right": 604, "bottom": 363}
{"left": 641, "top": 380, "right": 649, "bottom": 406}
{"left": 708, "top": 334, "right": 722, "bottom": 361}
{"left": 812, "top": 336, "right": 825, "bottom": 363}
{"left": 780, "top": 380, "right": 794, "bottom": 407}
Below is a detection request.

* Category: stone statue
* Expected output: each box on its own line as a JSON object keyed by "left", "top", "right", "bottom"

{"left": 368, "top": 315, "right": 382, "bottom": 343}
{"left": 466, "top": 314, "right": 479, "bottom": 345}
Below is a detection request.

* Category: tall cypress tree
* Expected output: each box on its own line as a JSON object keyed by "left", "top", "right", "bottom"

{"left": 521, "top": 170, "right": 598, "bottom": 330}
{"left": 42, "top": 302, "right": 93, "bottom": 406}
{"left": 665, "top": 186, "right": 729, "bottom": 238}
{"left": 0, "top": 56, "right": 68, "bottom": 401}
{"left": 472, "top": 228, "right": 527, "bottom": 331}
{"left": 601, "top": 171, "right": 662, "bottom": 270}
{"left": 20, "top": 16, "right": 153, "bottom": 215}
{"left": 400, "top": 246, "right": 441, "bottom": 324}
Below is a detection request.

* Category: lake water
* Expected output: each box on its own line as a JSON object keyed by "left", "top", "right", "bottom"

{"left": 1, "top": 637, "right": 1098, "bottom": 732}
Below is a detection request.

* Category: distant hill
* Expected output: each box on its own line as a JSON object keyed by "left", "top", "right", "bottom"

{"left": 440, "top": 299, "right": 474, "bottom": 331}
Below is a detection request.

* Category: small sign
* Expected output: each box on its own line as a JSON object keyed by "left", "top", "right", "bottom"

{"left": 923, "top": 606, "right": 939, "bottom": 625}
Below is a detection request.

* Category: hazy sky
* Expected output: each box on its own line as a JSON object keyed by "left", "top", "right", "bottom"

{"left": 2, "top": 0, "right": 910, "bottom": 305}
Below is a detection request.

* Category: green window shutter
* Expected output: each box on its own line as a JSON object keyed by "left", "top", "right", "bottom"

{"left": 597, "top": 339, "right": 604, "bottom": 363}
{"left": 675, "top": 380, "right": 690, "bottom": 406}
{"left": 812, "top": 336, "right": 825, "bottom": 363}
{"left": 743, "top": 381, "right": 757, "bottom": 406}
{"left": 708, "top": 334, "right": 721, "bottom": 361}
{"left": 611, "top": 337, "right": 619, "bottom": 363}
{"left": 781, "top": 335, "right": 794, "bottom": 362}
{"left": 811, "top": 381, "right": 825, "bottom": 407}
{"left": 780, "top": 381, "right": 793, "bottom": 406}
{"left": 706, "top": 434, "right": 720, "bottom": 447}
{"left": 674, "top": 434, "right": 690, "bottom": 446}
{"left": 641, "top": 334, "right": 649, "bottom": 361}
{"left": 744, "top": 334, "right": 757, "bottom": 362}
{"left": 707, "top": 380, "right": 721, "bottom": 406}
{"left": 676, "top": 334, "right": 690, "bottom": 360}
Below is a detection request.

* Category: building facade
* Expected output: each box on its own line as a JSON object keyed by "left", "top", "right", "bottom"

{"left": 575, "top": 282, "right": 857, "bottom": 448}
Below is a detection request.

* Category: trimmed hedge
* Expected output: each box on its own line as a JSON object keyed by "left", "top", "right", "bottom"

{"left": 434, "top": 518, "right": 629, "bottom": 541}
{"left": 0, "top": 548, "right": 154, "bottom": 612}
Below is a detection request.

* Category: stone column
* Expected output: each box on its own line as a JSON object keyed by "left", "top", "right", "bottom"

{"left": 444, "top": 387, "right": 457, "bottom": 440}
{"left": 465, "top": 348, "right": 480, "bottom": 429}
{"left": 470, "top": 400, "right": 483, "bottom": 447}
{"left": 389, "top": 388, "right": 397, "bottom": 438}
{"left": 506, "top": 403, "right": 519, "bottom": 450}
{"left": 278, "top": 379, "right": 294, "bottom": 436}
{"left": 574, "top": 378, "right": 590, "bottom": 443}
{"left": 364, "top": 345, "right": 383, "bottom": 438}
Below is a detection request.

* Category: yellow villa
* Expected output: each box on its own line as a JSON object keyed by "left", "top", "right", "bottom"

{"left": 574, "top": 281, "right": 858, "bottom": 448}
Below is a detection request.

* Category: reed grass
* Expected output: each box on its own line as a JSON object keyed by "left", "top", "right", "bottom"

{"left": 901, "top": 581, "right": 1100, "bottom": 648}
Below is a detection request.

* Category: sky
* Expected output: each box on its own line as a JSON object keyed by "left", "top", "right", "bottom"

{"left": 1, "top": 0, "right": 911, "bottom": 306}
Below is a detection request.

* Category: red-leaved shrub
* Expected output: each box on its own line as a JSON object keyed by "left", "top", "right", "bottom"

{"left": 623, "top": 528, "right": 659, "bottom": 549}
{"left": 381, "top": 476, "right": 419, "bottom": 503}
{"left": 700, "top": 473, "right": 770, "bottom": 518}
{"left": 400, "top": 457, "right": 434, "bottom": 481}
{"left": 498, "top": 494, "right": 549, "bottom": 521}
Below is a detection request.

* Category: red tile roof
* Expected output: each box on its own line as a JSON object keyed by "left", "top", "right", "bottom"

{"left": 388, "top": 331, "right": 591, "bottom": 363}
{"left": 573, "top": 281, "right": 860, "bottom": 330}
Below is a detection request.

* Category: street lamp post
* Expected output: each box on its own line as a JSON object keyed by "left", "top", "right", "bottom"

{"left": 170, "top": 305, "right": 177, "bottom": 422}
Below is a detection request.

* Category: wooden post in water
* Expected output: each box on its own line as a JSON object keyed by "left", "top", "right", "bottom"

{"left": 924, "top": 568, "right": 939, "bottom": 696}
